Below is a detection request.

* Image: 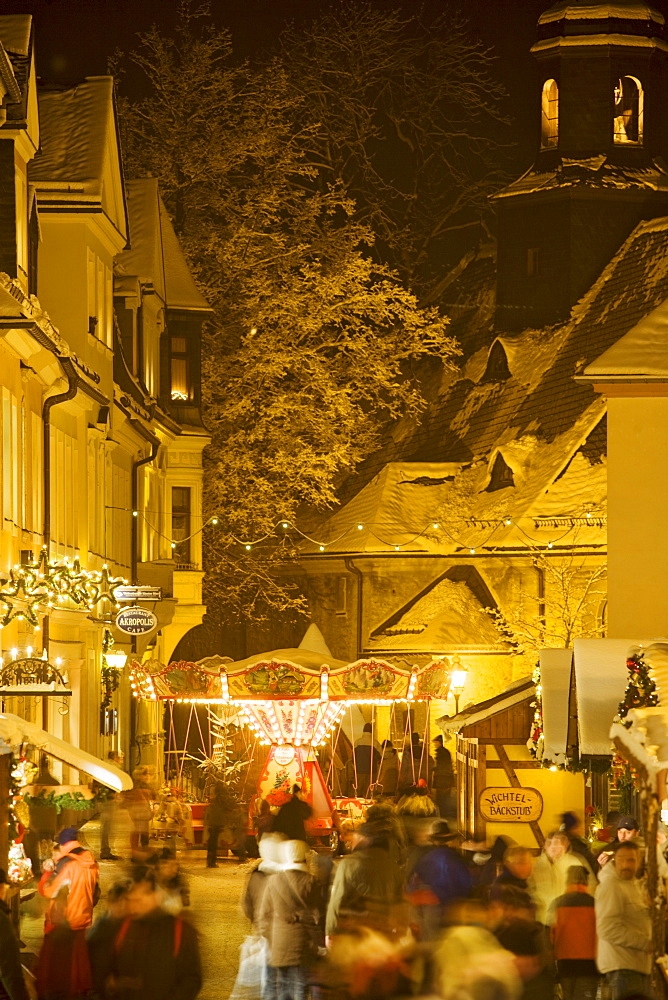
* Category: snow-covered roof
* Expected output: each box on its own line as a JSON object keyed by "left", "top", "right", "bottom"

{"left": 0, "top": 713, "right": 132, "bottom": 791}
{"left": 437, "top": 677, "right": 534, "bottom": 735}
{"left": 583, "top": 296, "right": 668, "bottom": 378}
{"left": 540, "top": 648, "right": 573, "bottom": 764}
{"left": 116, "top": 179, "right": 210, "bottom": 313}
{"left": 493, "top": 157, "right": 668, "bottom": 201}
{"left": 0, "top": 15, "right": 31, "bottom": 56}
{"left": 573, "top": 638, "right": 638, "bottom": 755}
{"left": 539, "top": 3, "right": 664, "bottom": 26}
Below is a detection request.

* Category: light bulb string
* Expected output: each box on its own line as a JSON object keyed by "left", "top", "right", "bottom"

{"left": 110, "top": 506, "right": 605, "bottom": 555}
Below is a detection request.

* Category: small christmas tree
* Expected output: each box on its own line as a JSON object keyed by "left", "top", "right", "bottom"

{"left": 618, "top": 646, "right": 659, "bottom": 721}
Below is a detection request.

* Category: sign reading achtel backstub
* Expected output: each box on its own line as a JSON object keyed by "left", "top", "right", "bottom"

{"left": 113, "top": 586, "right": 162, "bottom": 603}
{"left": 479, "top": 787, "right": 543, "bottom": 823}
{"left": 115, "top": 606, "right": 158, "bottom": 635}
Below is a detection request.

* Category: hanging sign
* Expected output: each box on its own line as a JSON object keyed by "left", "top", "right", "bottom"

{"left": 479, "top": 787, "right": 543, "bottom": 823}
{"left": 113, "top": 586, "right": 162, "bottom": 603}
{"left": 115, "top": 606, "right": 158, "bottom": 635}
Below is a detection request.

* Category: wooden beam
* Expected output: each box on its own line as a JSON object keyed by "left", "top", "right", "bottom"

{"left": 496, "top": 744, "right": 545, "bottom": 848}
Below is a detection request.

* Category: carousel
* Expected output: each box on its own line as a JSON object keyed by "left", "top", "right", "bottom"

{"left": 129, "top": 627, "right": 454, "bottom": 843}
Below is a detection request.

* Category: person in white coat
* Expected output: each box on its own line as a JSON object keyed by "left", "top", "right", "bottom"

{"left": 595, "top": 841, "right": 652, "bottom": 1000}
{"left": 528, "top": 831, "right": 596, "bottom": 926}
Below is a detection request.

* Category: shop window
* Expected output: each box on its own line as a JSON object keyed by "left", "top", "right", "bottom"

{"left": 172, "top": 486, "right": 192, "bottom": 566}
{"left": 614, "top": 76, "right": 643, "bottom": 145}
{"left": 170, "top": 336, "right": 191, "bottom": 401}
{"left": 541, "top": 79, "right": 559, "bottom": 149}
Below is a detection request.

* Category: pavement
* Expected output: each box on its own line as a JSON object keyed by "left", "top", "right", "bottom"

{"left": 19, "top": 824, "right": 250, "bottom": 1000}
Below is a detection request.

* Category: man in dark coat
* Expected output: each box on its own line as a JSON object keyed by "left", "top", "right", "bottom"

{"left": 0, "top": 868, "right": 29, "bottom": 1000}
{"left": 102, "top": 868, "right": 202, "bottom": 1000}
{"left": 272, "top": 785, "right": 312, "bottom": 843}
{"left": 489, "top": 845, "right": 534, "bottom": 900}
{"left": 432, "top": 735, "right": 455, "bottom": 817}
{"left": 407, "top": 821, "right": 472, "bottom": 940}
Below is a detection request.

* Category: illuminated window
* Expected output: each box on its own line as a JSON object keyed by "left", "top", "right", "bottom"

{"left": 170, "top": 336, "right": 191, "bottom": 401}
{"left": 614, "top": 76, "right": 643, "bottom": 145}
{"left": 541, "top": 79, "right": 559, "bottom": 149}
{"left": 172, "top": 486, "right": 192, "bottom": 566}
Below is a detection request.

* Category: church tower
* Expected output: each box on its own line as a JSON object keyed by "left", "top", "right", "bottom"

{"left": 494, "top": 1, "right": 668, "bottom": 331}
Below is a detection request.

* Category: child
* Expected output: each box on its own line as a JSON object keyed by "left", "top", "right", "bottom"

{"left": 551, "top": 864, "right": 598, "bottom": 1000}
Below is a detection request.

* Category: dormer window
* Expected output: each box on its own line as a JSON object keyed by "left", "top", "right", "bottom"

{"left": 482, "top": 341, "right": 511, "bottom": 383}
{"left": 541, "top": 79, "right": 559, "bottom": 149}
{"left": 485, "top": 453, "right": 515, "bottom": 493}
{"left": 614, "top": 76, "right": 643, "bottom": 145}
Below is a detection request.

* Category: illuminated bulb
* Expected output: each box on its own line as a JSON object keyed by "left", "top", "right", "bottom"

{"left": 319, "top": 545, "right": 325, "bottom": 552}
{"left": 34, "top": 625, "right": 40, "bottom": 632}
{"left": 10, "top": 649, "right": 16, "bottom": 660}
{"left": 55, "top": 657, "right": 62, "bottom": 667}
{"left": 505, "top": 518, "right": 512, "bottom": 526}
{"left": 211, "top": 518, "right": 219, "bottom": 525}
{"left": 132, "top": 511, "right": 138, "bottom": 517}
{"left": 547, "top": 542, "right": 553, "bottom": 549}
{"left": 26, "top": 646, "right": 32, "bottom": 657}
{"left": 395, "top": 545, "right": 400, "bottom": 551}
{"left": 245, "top": 544, "right": 251, "bottom": 551}
{"left": 356, "top": 523, "right": 363, "bottom": 530}
{"left": 171, "top": 543, "right": 176, "bottom": 549}
{"left": 433, "top": 523, "right": 439, "bottom": 529}
{"left": 470, "top": 548, "right": 475, "bottom": 554}
{"left": 282, "top": 522, "right": 289, "bottom": 529}
{"left": 16, "top": 614, "right": 24, "bottom": 620}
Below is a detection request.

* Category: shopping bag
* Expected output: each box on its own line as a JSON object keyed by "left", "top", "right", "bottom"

{"left": 228, "top": 933, "right": 268, "bottom": 1000}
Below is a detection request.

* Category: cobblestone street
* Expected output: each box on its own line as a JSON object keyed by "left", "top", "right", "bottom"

{"left": 20, "top": 848, "right": 249, "bottom": 1000}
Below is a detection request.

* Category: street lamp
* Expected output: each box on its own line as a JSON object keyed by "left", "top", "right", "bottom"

{"left": 104, "top": 651, "right": 128, "bottom": 671}
{"left": 450, "top": 656, "right": 468, "bottom": 714}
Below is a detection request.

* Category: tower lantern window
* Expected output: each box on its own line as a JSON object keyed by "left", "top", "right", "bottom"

{"left": 541, "top": 79, "right": 559, "bottom": 149}
{"left": 614, "top": 76, "right": 643, "bottom": 145}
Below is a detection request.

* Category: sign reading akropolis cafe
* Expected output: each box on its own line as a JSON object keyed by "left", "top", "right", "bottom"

{"left": 115, "top": 606, "right": 158, "bottom": 635}
{"left": 479, "top": 787, "right": 543, "bottom": 823}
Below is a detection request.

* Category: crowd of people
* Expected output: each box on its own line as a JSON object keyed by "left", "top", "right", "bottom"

{"left": 231, "top": 802, "right": 658, "bottom": 1000}
{"left": 0, "top": 744, "right": 659, "bottom": 1000}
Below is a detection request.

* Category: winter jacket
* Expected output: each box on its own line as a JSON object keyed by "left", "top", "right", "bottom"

{"left": 489, "top": 867, "right": 529, "bottom": 901}
{"left": 326, "top": 844, "right": 404, "bottom": 937}
{"left": 39, "top": 840, "right": 99, "bottom": 931}
{"left": 257, "top": 868, "right": 324, "bottom": 967}
{"left": 528, "top": 851, "right": 596, "bottom": 924}
{"left": 407, "top": 845, "right": 472, "bottom": 906}
{"left": 551, "top": 885, "right": 597, "bottom": 977}
{"left": 241, "top": 867, "right": 274, "bottom": 929}
{"left": 107, "top": 910, "right": 202, "bottom": 1000}
{"left": 595, "top": 864, "right": 652, "bottom": 975}
{"left": 0, "top": 899, "right": 29, "bottom": 1000}
{"left": 432, "top": 747, "right": 454, "bottom": 792}
{"left": 378, "top": 749, "right": 399, "bottom": 796}
{"left": 436, "top": 924, "right": 522, "bottom": 1000}
{"left": 271, "top": 796, "right": 312, "bottom": 842}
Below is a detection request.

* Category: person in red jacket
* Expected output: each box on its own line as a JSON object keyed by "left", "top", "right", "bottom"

{"left": 550, "top": 864, "right": 598, "bottom": 1000}
{"left": 36, "top": 827, "right": 100, "bottom": 1000}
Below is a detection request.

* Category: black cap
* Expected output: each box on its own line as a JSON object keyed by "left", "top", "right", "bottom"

{"left": 617, "top": 815, "right": 639, "bottom": 831}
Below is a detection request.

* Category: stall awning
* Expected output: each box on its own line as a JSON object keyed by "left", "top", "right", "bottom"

{"left": 540, "top": 648, "right": 573, "bottom": 765}
{"left": 437, "top": 677, "right": 534, "bottom": 735}
{"left": 573, "top": 638, "right": 639, "bottom": 756}
{"left": 0, "top": 714, "right": 133, "bottom": 792}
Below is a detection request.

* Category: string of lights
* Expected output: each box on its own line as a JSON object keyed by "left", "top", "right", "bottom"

{"left": 119, "top": 507, "right": 606, "bottom": 556}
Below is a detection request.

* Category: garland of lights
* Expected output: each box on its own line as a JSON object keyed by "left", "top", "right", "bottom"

{"left": 117, "top": 508, "right": 607, "bottom": 556}
{"left": 101, "top": 628, "right": 121, "bottom": 711}
{"left": 0, "top": 548, "right": 126, "bottom": 628}
{"left": 618, "top": 646, "right": 659, "bottom": 724}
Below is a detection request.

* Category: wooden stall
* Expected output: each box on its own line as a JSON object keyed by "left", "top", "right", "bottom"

{"left": 439, "top": 678, "right": 584, "bottom": 849}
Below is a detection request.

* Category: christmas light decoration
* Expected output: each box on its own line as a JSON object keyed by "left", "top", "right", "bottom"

{"left": 618, "top": 645, "right": 659, "bottom": 722}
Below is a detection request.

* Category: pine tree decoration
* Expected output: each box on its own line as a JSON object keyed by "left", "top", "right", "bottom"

{"left": 618, "top": 647, "right": 659, "bottom": 721}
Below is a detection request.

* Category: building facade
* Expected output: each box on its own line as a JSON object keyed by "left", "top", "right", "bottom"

{"left": 0, "top": 16, "right": 209, "bottom": 777}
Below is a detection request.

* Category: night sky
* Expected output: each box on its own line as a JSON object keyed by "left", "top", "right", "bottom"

{"left": 9, "top": 0, "right": 668, "bottom": 175}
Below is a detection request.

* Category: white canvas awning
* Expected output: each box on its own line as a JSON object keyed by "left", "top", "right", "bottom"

{"left": 539, "top": 648, "right": 573, "bottom": 764}
{"left": 0, "top": 713, "right": 132, "bottom": 792}
{"left": 573, "top": 638, "right": 639, "bottom": 756}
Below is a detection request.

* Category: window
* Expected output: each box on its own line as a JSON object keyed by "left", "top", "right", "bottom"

{"left": 172, "top": 486, "right": 192, "bottom": 566}
{"left": 170, "top": 336, "right": 191, "bottom": 401}
{"left": 485, "top": 453, "right": 515, "bottom": 493}
{"left": 527, "top": 248, "right": 540, "bottom": 277}
{"left": 541, "top": 79, "right": 559, "bottom": 149}
{"left": 614, "top": 76, "right": 643, "bottom": 145}
{"left": 86, "top": 250, "right": 113, "bottom": 346}
{"left": 482, "top": 341, "right": 511, "bottom": 384}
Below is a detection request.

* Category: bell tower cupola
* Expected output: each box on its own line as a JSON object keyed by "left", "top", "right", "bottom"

{"left": 494, "top": 1, "right": 668, "bottom": 331}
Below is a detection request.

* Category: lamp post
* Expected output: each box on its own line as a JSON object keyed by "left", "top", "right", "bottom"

{"left": 450, "top": 656, "right": 468, "bottom": 715}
